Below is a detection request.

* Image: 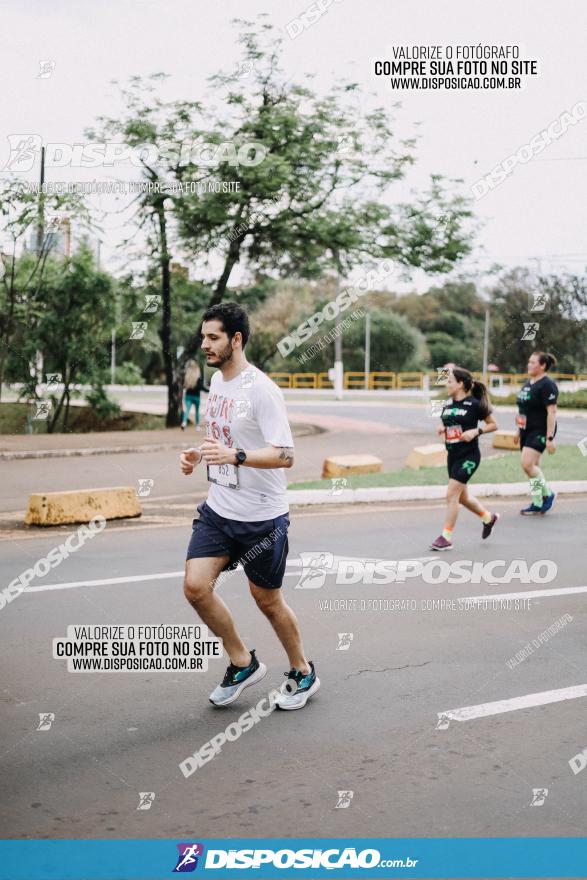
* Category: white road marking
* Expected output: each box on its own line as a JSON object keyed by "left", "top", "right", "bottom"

{"left": 24, "top": 571, "right": 184, "bottom": 592}
{"left": 22, "top": 557, "right": 435, "bottom": 593}
{"left": 459, "top": 585, "right": 587, "bottom": 602}
{"left": 439, "top": 683, "right": 587, "bottom": 723}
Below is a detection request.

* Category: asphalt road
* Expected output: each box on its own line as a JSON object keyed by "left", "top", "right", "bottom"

{"left": 1, "top": 497, "right": 586, "bottom": 841}
{"left": 287, "top": 399, "right": 587, "bottom": 444}
{"left": 2, "top": 399, "right": 586, "bottom": 515}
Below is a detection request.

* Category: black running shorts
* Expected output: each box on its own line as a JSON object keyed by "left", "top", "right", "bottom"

{"left": 519, "top": 429, "right": 547, "bottom": 453}
{"left": 186, "top": 501, "right": 290, "bottom": 589}
{"left": 447, "top": 448, "right": 481, "bottom": 484}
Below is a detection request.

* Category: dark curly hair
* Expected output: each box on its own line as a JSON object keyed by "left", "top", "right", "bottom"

{"left": 201, "top": 301, "right": 250, "bottom": 348}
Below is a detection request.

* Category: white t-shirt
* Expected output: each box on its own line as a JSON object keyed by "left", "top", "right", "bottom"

{"left": 203, "top": 365, "right": 294, "bottom": 521}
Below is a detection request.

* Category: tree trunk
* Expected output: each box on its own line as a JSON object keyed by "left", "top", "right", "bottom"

{"left": 156, "top": 204, "right": 182, "bottom": 428}
{"left": 62, "top": 386, "right": 71, "bottom": 433}
{"left": 208, "top": 215, "right": 246, "bottom": 307}
{"left": 0, "top": 351, "right": 6, "bottom": 403}
{"left": 47, "top": 387, "right": 67, "bottom": 434}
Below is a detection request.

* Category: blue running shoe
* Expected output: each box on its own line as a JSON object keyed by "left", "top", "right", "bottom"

{"left": 520, "top": 503, "right": 543, "bottom": 516}
{"left": 541, "top": 492, "right": 556, "bottom": 514}
{"left": 209, "top": 650, "right": 267, "bottom": 707}
{"left": 274, "top": 661, "right": 320, "bottom": 711}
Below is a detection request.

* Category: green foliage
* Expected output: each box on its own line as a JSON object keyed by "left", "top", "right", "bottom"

{"left": 489, "top": 269, "right": 587, "bottom": 373}
{"left": 388, "top": 279, "right": 486, "bottom": 370}
{"left": 85, "top": 384, "right": 122, "bottom": 419}
{"left": 426, "top": 331, "right": 472, "bottom": 370}
{"left": 113, "top": 362, "right": 144, "bottom": 385}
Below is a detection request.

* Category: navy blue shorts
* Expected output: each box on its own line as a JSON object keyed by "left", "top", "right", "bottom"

{"left": 186, "top": 501, "right": 290, "bottom": 589}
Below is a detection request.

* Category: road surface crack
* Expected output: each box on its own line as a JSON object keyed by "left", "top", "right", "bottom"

{"left": 345, "top": 661, "right": 431, "bottom": 679}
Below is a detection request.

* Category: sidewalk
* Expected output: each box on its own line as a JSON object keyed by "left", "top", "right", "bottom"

{"left": 0, "top": 410, "right": 428, "bottom": 520}
{"left": 0, "top": 416, "right": 323, "bottom": 459}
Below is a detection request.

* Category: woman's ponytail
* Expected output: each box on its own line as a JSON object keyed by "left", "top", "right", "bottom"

{"left": 535, "top": 351, "right": 557, "bottom": 372}
{"left": 471, "top": 379, "right": 491, "bottom": 420}
{"left": 452, "top": 366, "right": 492, "bottom": 419}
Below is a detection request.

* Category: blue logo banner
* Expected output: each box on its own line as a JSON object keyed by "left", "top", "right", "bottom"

{"left": 0, "top": 838, "right": 586, "bottom": 879}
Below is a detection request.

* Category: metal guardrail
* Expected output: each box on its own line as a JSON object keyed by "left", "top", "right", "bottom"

{"left": 267, "top": 372, "right": 585, "bottom": 389}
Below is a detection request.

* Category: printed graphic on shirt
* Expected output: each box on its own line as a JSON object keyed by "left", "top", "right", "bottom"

{"left": 202, "top": 366, "right": 294, "bottom": 522}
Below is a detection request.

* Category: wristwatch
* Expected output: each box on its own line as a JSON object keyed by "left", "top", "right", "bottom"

{"left": 547, "top": 435, "right": 555, "bottom": 441}
{"left": 478, "top": 428, "right": 484, "bottom": 436}
{"left": 234, "top": 448, "right": 247, "bottom": 466}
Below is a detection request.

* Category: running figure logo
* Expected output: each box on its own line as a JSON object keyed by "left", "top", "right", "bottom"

{"left": 435, "top": 367, "right": 450, "bottom": 386}
{"left": 136, "top": 479, "right": 155, "bottom": 498}
{"left": 530, "top": 788, "right": 549, "bottom": 806}
{"left": 335, "top": 790, "right": 354, "bottom": 809}
{"left": 143, "top": 294, "right": 161, "bottom": 313}
{"left": 33, "top": 401, "right": 51, "bottom": 420}
{"left": 529, "top": 292, "right": 548, "bottom": 311}
{"left": 435, "top": 712, "right": 451, "bottom": 730}
{"left": 137, "top": 792, "right": 155, "bottom": 810}
{"left": 173, "top": 843, "right": 204, "bottom": 872}
{"left": 521, "top": 322, "right": 539, "bottom": 341}
{"left": 46, "top": 373, "right": 61, "bottom": 391}
{"left": 234, "top": 399, "right": 252, "bottom": 419}
{"left": 460, "top": 460, "right": 476, "bottom": 476}
{"left": 129, "top": 322, "right": 148, "bottom": 340}
{"left": 337, "top": 633, "right": 354, "bottom": 651}
{"left": 3, "top": 134, "right": 41, "bottom": 171}
{"left": 37, "top": 713, "right": 55, "bottom": 731}
{"left": 240, "top": 369, "right": 257, "bottom": 389}
{"left": 37, "top": 60, "right": 56, "bottom": 79}
{"left": 294, "top": 551, "right": 334, "bottom": 590}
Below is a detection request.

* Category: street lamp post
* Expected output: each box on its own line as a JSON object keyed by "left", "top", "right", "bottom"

{"left": 364, "top": 311, "right": 371, "bottom": 390}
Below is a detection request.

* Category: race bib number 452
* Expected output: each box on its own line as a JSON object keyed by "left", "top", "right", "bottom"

{"left": 207, "top": 463, "right": 240, "bottom": 489}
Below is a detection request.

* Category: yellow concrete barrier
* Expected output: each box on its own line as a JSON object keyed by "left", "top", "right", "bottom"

{"left": 405, "top": 443, "right": 447, "bottom": 470}
{"left": 322, "top": 454, "right": 383, "bottom": 479}
{"left": 25, "top": 487, "right": 142, "bottom": 526}
{"left": 492, "top": 430, "right": 519, "bottom": 451}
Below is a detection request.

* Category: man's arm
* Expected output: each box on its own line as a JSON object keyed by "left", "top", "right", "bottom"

{"left": 199, "top": 440, "right": 294, "bottom": 469}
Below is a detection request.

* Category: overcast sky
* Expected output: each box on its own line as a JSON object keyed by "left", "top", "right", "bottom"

{"left": 2, "top": 0, "right": 586, "bottom": 293}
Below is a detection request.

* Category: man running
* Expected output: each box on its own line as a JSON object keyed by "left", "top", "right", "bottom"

{"left": 516, "top": 351, "right": 558, "bottom": 515}
{"left": 179, "top": 302, "right": 319, "bottom": 710}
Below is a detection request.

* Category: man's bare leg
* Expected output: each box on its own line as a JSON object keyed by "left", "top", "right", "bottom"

{"left": 184, "top": 557, "right": 250, "bottom": 667}
{"left": 248, "top": 581, "right": 310, "bottom": 673}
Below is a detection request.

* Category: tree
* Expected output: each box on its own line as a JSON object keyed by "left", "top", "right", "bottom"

{"left": 0, "top": 179, "right": 88, "bottom": 400}
{"left": 18, "top": 245, "right": 117, "bottom": 433}
{"left": 489, "top": 269, "right": 587, "bottom": 373}
{"left": 87, "top": 18, "right": 474, "bottom": 425}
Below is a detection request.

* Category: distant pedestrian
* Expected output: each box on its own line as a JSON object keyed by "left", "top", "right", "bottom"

{"left": 181, "top": 360, "right": 208, "bottom": 430}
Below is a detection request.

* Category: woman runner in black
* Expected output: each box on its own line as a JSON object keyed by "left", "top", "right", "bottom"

{"left": 430, "top": 367, "right": 499, "bottom": 551}
{"left": 515, "top": 351, "right": 558, "bottom": 515}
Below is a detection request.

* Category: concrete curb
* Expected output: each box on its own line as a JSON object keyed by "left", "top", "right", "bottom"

{"left": 0, "top": 443, "right": 189, "bottom": 461}
{"left": 0, "top": 424, "right": 321, "bottom": 461}
{"left": 287, "top": 480, "right": 587, "bottom": 506}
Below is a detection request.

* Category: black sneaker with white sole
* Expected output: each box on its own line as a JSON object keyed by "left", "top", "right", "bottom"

{"left": 209, "top": 649, "right": 267, "bottom": 707}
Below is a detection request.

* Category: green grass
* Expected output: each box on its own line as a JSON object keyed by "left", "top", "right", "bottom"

{"left": 290, "top": 445, "right": 587, "bottom": 490}
{"left": 0, "top": 402, "right": 166, "bottom": 434}
{"left": 496, "top": 390, "right": 587, "bottom": 409}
